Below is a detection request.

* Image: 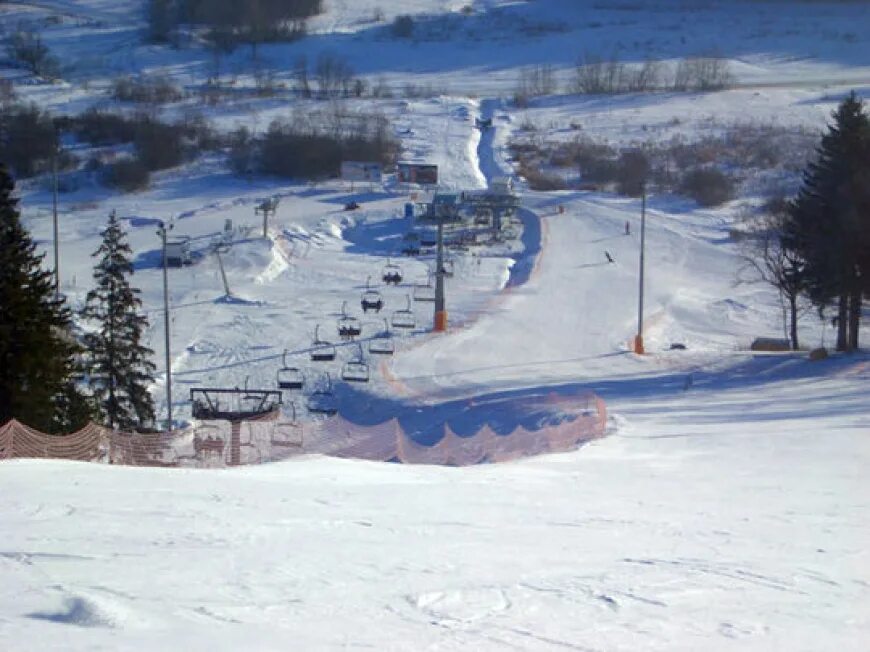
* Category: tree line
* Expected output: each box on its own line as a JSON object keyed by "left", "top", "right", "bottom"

{"left": 0, "top": 165, "right": 156, "bottom": 433}
{"left": 743, "top": 92, "right": 869, "bottom": 351}
{"left": 149, "top": 0, "right": 323, "bottom": 52}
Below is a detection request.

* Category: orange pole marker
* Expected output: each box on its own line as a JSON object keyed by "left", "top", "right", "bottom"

{"left": 633, "top": 334, "right": 645, "bottom": 355}
{"left": 434, "top": 310, "right": 448, "bottom": 332}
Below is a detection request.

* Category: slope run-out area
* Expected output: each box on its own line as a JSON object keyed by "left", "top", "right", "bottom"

{"left": 0, "top": 353, "right": 867, "bottom": 650}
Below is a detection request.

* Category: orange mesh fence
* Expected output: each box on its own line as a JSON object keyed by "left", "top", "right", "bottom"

{"left": 0, "top": 393, "right": 606, "bottom": 468}
{"left": 288, "top": 390, "right": 606, "bottom": 466}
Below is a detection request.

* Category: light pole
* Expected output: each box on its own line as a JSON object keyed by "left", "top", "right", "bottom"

{"left": 433, "top": 215, "right": 448, "bottom": 332}
{"left": 51, "top": 137, "right": 59, "bottom": 299}
{"left": 157, "top": 221, "right": 173, "bottom": 430}
{"left": 634, "top": 183, "right": 647, "bottom": 354}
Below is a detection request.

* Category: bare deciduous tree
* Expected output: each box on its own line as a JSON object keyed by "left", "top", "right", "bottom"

{"left": 737, "top": 199, "right": 807, "bottom": 350}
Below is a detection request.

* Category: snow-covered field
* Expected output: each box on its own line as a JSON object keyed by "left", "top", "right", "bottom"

{"left": 2, "top": 0, "right": 869, "bottom": 649}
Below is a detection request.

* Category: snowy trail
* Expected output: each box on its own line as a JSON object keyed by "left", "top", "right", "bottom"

{"left": 1, "top": 357, "right": 867, "bottom": 650}
{"left": 388, "top": 101, "right": 641, "bottom": 402}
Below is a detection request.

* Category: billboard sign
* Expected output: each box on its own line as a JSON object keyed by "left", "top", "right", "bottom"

{"left": 341, "top": 161, "right": 383, "bottom": 183}
{"left": 398, "top": 162, "right": 438, "bottom": 185}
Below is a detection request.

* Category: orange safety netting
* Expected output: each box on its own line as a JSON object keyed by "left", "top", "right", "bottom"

{"left": 0, "top": 393, "right": 606, "bottom": 468}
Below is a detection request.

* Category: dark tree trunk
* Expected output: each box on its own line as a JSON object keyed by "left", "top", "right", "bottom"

{"left": 848, "top": 287, "right": 861, "bottom": 351}
{"left": 789, "top": 293, "right": 799, "bottom": 351}
{"left": 836, "top": 293, "right": 849, "bottom": 351}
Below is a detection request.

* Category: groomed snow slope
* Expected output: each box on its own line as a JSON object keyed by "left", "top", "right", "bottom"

{"left": 2, "top": 0, "right": 870, "bottom": 649}
{"left": 1, "top": 359, "right": 868, "bottom": 650}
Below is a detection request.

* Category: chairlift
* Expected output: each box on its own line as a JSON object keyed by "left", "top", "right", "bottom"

{"left": 360, "top": 276, "right": 384, "bottom": 313}
{"left": 341, "top": 344, "right": 370, "bottom": 383}
{"left": 413, "top": 271, "right": 436, "bottom": 302}
{"left": 238, "top": 422, "right": 262, "bottom": 465}
{"left": 272, "top": 403, "right": 303, "bottom": 447}
{"left": 277, "top": 350, "right": 304, "bottom": 390}
{"left": 382, "top": 258, "right": 403, "bottom": 285}
{"left": 311, "top": 324, "right": 336, "bottom": 362}
{"left": 391, "top": 295, "right": 416, "bottom": 330}
{"left": 243, "top": 376, "right": 259, "bottom": 401}
{"left": 337, "top": 301, "right": 362, "bottom": 340}
{"left": 401, "top": 232, "right": 421, "bottom": 256}
{"left": 193, "top": 424, "right": 225, "bottom": 461}
{"left": 307, "top": 373, "right": 338, "bottom": 415}
{"left": 369, "top": 318, "right": 395, "bottom": 356}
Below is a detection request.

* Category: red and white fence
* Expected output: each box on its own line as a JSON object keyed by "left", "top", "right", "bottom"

{"left": 0, "top": 392, "right": 606, "bottom": 468}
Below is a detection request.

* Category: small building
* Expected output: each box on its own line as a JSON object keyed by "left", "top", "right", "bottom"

{"left": 397, "top": 162, "right": 438, "bottom": 185}
{"left": 490, "top": 176, "right": 515, "bottom": 196}
{"left": 341, "top": 161, "right": 382, "bottom": 183}
{"left": 417, "top": 193, "right": 463, "bottom": 223}
{"left": 165, "top": 236, "right": 191, "bottom": 267}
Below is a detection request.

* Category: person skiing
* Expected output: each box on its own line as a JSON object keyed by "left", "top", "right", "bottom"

{"left": 605, "top": 251, "right": 615, "bottom": 264}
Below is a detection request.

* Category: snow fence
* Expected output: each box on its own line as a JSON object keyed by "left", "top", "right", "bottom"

{"left": 0, "top": 393, "right": 606, "bottom": 468}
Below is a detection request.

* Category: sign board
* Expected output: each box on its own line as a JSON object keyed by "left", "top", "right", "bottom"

{"left": 341, "top": 161, "right": 382, "bottom": 183}
{"left": 398, "top": 162, "right": 438, "bottom": 185}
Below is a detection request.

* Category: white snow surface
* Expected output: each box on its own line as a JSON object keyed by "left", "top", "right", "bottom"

{"left": 2, "top": 0, "right": 870, "bottom": 649}
{"left": 1, "top": 368, "right": 868, "bottom": 650}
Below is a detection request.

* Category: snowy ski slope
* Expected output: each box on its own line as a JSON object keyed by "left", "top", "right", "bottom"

{"left": 1, "top": 0, "right": 869, "bottom": 649}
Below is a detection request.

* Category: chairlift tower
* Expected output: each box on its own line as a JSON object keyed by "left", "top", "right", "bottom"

{"left": 255, "top": 197, "right": 279, "bottom": 239}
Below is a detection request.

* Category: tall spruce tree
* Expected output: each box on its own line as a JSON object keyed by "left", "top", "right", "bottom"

{"left": 786, "top": 92, "right": 870, "bottom": 351}
{"left": 81, "top": 210, "right": 156, "bottom": 430}
{"left": 0, "top": 163, "right": 88, "bottom": 432}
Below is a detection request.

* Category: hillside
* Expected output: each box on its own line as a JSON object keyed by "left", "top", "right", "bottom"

{"left": 0, "top": 0, "right": 868, "bottom": 649}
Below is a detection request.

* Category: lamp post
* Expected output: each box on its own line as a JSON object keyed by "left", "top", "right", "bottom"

{"left": 51, "top": 137, "right": 59, "bottom": 299}
{"left": 433, "top": 215, "right": 448, "bottom": 331}
{"left": 157, "top": 221, "right": 173, "bottom": 430}
{"left": 634, "top": 183, "right": 647, "bottom": 354}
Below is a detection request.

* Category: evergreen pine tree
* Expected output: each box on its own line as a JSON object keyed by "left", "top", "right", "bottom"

{"left": 81, "top": 210, "right": 156, "bottom": 430}
{"left": 786, "top": 92, "right": 870, "bottom": 351}
{"left": 0, "top": 163, "right": 87, "bottom": 432}
{"left": 148, "top": 0, "right": 174, "bottom": 43}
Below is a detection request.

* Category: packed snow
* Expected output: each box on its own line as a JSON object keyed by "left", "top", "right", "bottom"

{"left": 1, "top": 0, "right": 869, "bottom": 649}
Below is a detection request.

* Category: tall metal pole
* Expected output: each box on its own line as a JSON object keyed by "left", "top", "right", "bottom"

{"left": 52, "top": 145, "right": 59, "bottom": 299}
{"left": 434, "top": 217, "right": 447, "bottom": 332}
{"left": 635, "top": 184, "right": 647, "bottom": 354}
{"left": 158, "top": 222, "right": 173, "bottom": 430}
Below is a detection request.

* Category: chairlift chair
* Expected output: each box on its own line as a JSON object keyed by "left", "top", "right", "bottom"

{"left": 243, "top": 376, "right": 259, "bottom": 401}
{"left": 382, "top": 258, "right": 403, "bottom": 285}
{"left": 311, "top": 324, "right": 336, "bottom": 362}
{"left": 401, "top": 232, "right": 421, "bottom": 256}
{"left": 413, "top": 271, "right": 436, "bottom": 302}
{"left": 369, "top": 318, "right": 395, "bottom": 356}
{"left": 277, "top": 350, "right": 304, "bottom": 390}
{"left": 272, "top": 403, "right": 303, "bottom": 447}
{"left": 360, "top": 276, "right": 384, "bottom": 313}
{"left": 341, "top": 344, "right": 370, "bottom": 383}
{"left": 193, "top": 424, "right": 225, "bottom": 461}
{"left": 307, "top": 373, "right": 338, "bottom": 415}
{"left": 337, "top": 301, "right": 362, "bottom": 340}
{"left": 391, "top": 295, "right": 416, "bottom": 330}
